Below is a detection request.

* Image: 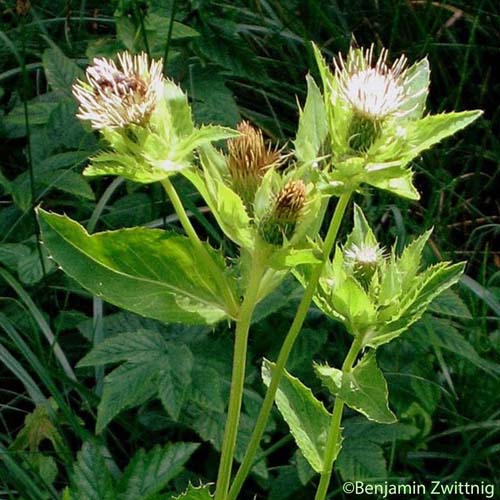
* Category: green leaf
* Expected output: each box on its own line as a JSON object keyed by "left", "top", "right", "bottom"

{"left": 78, "top": 330, "right": 170, "bottom": 367}
{"left": 344, "top": 204, "right": 378, "bottom": 249}
{"left": 38, "top": 210, "right": 235, "bottom": 325}
{"left": 119, "top": 443, "right": 199, "bottom": 500}
{"left": 172, "top": 483, "right": 213, "bottom": 500}
{"left": 183, "top": 167, "right": 254, "bottom": 249}
{"left": 365, "top": 168, "right": 420, "bottom": 200}
{"left": 262, "top": 359, "right": 331, "bottom": 473}
{"left": 418, "top": 316, "right": 500, "bottom": 377}
{"left": 71, "top": 441, "right": 116, "bottom": 500}
{"left": 396, "top": 230, "right": 432, "bottom": 291}
{"left": 294, "top": 75, "right": 328, "bottom": 164}
{"left": 97, "top": 361, "right": 160, "bottom": 433}
{"left": 427, "top": 289, "right": 472, "bottom": 319}
{"left": 336, "top": 439, "right": 386, "bottom": 482}
{"left": 315, "top": 353, "right": 396, "bottom": 424}
{"left": 41, "top": 170, "right": 94, "bottom": 200}
{"left": 42, "top": 47, "right": 84, "bottom": 99}
{"left": 158, "top": 344, "right": 194, "bottom": 421}
{"left": 399, "top": 58, "right": 430, "bottom": 121}
{"left": 403, "top": 110, "right": 483, "bottom": 163}
{"left": 343, "top": 416, "right": 419, "bottom": 444}
{"left": 337, "top": 417, "right": 419, "bottom": 482}
{"left": 371, "top": 262, "right": 465, "bottom": 348}
{"left": 78, "top": 330, "right": 196, "bottom": 427}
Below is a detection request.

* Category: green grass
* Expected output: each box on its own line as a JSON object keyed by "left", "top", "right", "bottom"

{"left": 0, "top": 0, "right": 498, "bottom": 498}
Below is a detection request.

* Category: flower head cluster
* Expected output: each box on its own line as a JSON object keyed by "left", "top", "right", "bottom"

{"left": 73, "top": 52, "right": 163, "bottom": 130}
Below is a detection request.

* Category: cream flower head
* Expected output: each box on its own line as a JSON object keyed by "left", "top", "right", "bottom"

{"left": 344, "top": 242, "right": 385, "bottom": 268}
{"left": 334, "top": 45, "right": 417, "bottom": 122}
{"left": 73, "top": 52, "right": 163, "bottom": 130}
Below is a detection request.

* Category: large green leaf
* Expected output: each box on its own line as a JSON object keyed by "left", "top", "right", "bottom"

{"left": 42, "top": 47, "right": 84, "bottom": 99}
{"left": 118, "top": 443, "right": 199, "bottom": 500}
{"left": 262, "top": 359, "right": 331, "bottom": 473}
{"left": 38, "top": 210, "right": 236, "bottom": 324}
{"left": 78, "top": 330, "right": 195, "bottom": 430}
{"left": 71, "top": 441, "right": 116, "bottom": 500}
{"left": 337, "top": 416, "right": 419, "bottom": 482}
{"left": 97, "top": 361, "right": 159, "bottom": 433}
{"left": 294, "top": 75, "right": 328, "bottom": 164}
{"left": 314, "top": 353, "right": 396, "bottom": 424}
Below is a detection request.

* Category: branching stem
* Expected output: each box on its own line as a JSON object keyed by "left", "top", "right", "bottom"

{"left": 228, "top": 191, "right": 352, "bottom": 500}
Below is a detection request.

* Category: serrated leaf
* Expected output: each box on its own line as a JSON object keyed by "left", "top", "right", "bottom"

{"left": 315, "top": 353, "right": 396, "bottom": 424}
{"left": 78, "top": 330, "right": 169, "bottom": 367}
{"left": 399, "top": 58, "right": 430, "bottom": 121}
{"left": 419, "top": 316, "right": 500, "bottom": 376}
{"left": 294, "top": 75, "right": 328, "bottom": 164}
{"left": 427, "top": 289, "right": 472, "bottom": 319}
{"left": 42, "top": 47, "right": 84, "bottom": 98}
{"left": 159, "top": 344, "right": 194, "bottom": 421}
{"left": 97, "top": 361, "right": 160, "bottom": 433}
{"left": 370, "top": 262, "right": 465, "bottom": 348}
{"left": 262, "top": 359, "right": 331, "bottom": 473}
{"left": 336, "top": 439, "right": 387, "bottom": 482}
{"left": 403, "top": 110, "right": 483, "bottom": 163}
{"left": 172, "top": 483, "right": 213, "bottom": 500}
{"left": 343, "top": 416, "right": 419, "bottom": 444}
{"left": 366, "top": 169, "right": 420, "bottom": 200}
{"left": 38, "top": 210, "right": 236, "bottom": 325}
{"left": 71, "top": 441, "right": 115, "bottom": 500}
{"left": 119, "top": 442, "right": 199, "bottom": 500}
{"left": 41, "top": 170, "right": 94, "bottom": 200}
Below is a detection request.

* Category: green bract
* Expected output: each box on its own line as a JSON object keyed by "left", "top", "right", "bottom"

{"left": 313, "top": 205, "right": 465, "bottom": 346}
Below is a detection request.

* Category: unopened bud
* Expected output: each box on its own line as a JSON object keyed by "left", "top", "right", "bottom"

{"left": 227, "top": 121, "right": 285, "bottom": 211}
{"left": 259, "top": 180, "right": 306, "bottom": 246}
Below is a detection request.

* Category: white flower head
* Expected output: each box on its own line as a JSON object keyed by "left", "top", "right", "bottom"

{"left": 334, "top": 45, "right": 413, "bottom": 122}
{"left": 73, "top": 52, "right": 164, "bottom": 130}
{"left": 344, "top": 242, "right": 385, "bottom": 268}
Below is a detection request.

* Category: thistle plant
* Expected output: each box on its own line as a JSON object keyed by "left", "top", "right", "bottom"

{"left": 35, "top": 43, "right": 481, "bottom": 500}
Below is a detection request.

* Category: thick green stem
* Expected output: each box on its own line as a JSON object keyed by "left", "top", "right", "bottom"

{"left": 228, "top": 192, "right": 352, "bottom": 500}
{"left": 161, "top": 178, "right": 239, "bottom": 317}
{"left": 214, "top": 251, "right": 267, "bottom": 500}
{"left": 314, "top": 332, "right": 364, "bottom": 500}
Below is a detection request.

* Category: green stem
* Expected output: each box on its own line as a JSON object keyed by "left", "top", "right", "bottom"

{"left": 228, "top": 192, "right": 352, "bottom": 500}
{"left": 314, "top": 333, "right": 364, "bottom": 500}
{"left": 161, "top": 178, "right": 239, "bottom": 317}
{"left": 214, "top": 250, "right": 267, "bottom": 500}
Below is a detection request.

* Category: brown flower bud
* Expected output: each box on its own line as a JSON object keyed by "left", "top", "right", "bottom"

{"left": 227, "top": 121, "right": 285, "bottom": 211}
{"left": 259, "top": 180, "right": 307, "bottom": 246}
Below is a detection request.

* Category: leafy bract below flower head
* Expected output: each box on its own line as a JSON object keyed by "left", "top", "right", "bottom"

{"left": 73, "top": 52, "right": 163, "bottom": 130}
{"left": 227, "top": 121, "right": 285, "bottom": 211}
{"left": 259, "top": 179, "right": 307, "bottom": 246}
{"left": 310, "top": 205, "right": 465, "bottom": 347}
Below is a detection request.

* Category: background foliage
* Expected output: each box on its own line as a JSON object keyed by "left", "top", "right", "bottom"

{"left": 0, "top": 0, "right": 498, "bottom": 498}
